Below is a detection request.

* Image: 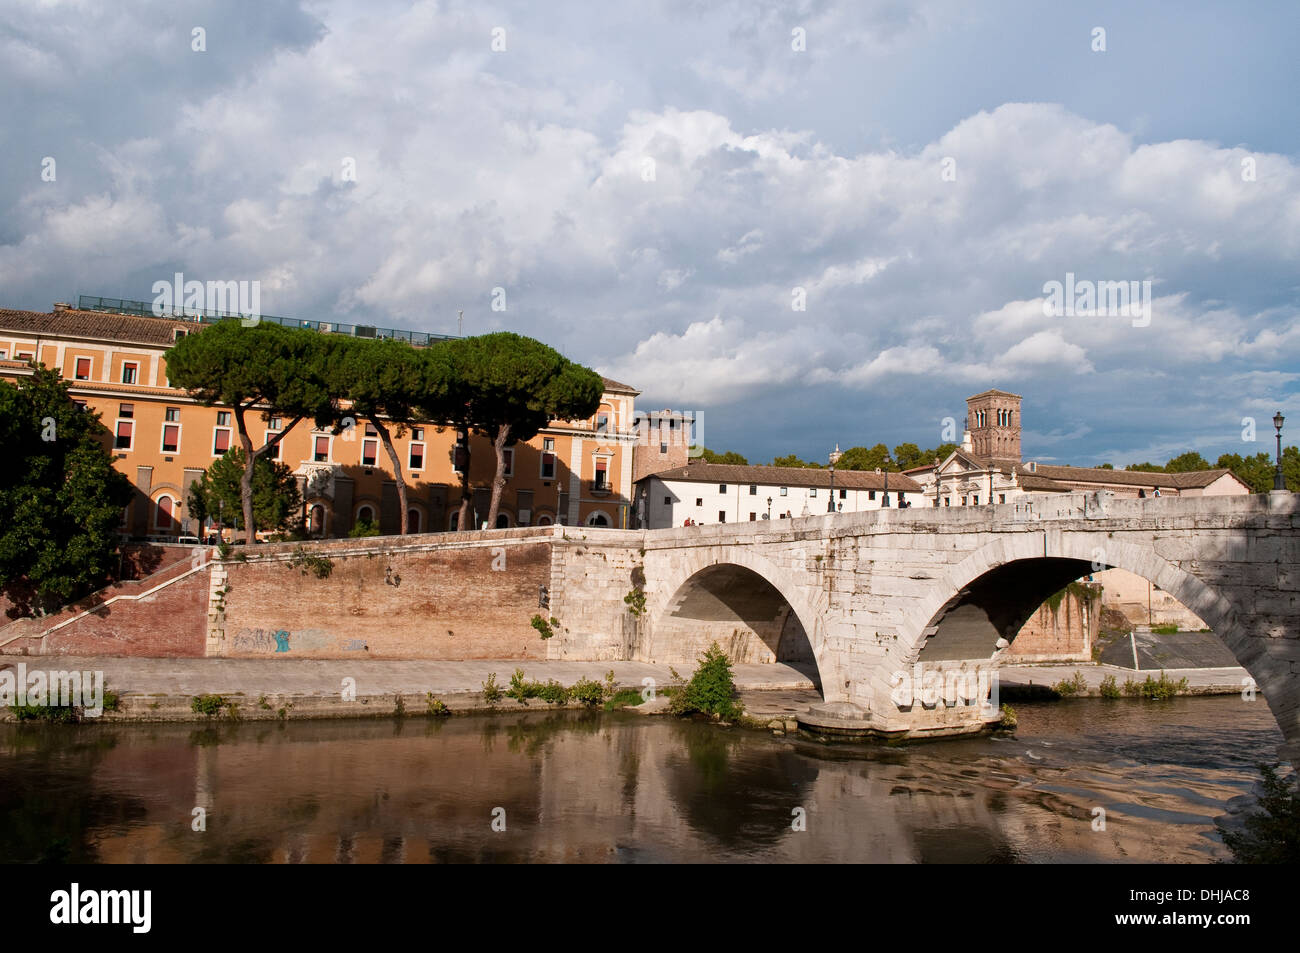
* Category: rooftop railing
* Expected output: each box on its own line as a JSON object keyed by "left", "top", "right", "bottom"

{"left": 77, "top": 295, "right": 460, "bottom": 346}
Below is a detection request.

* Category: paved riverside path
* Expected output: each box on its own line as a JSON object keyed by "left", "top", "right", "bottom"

{"left": 999, "top": 662, "right": 1251, "bottom": 695}
{"left": 4, "top": 657, "right": 816, "bottom": 698}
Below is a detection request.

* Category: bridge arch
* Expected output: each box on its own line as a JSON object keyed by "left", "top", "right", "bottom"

{"left": 901, "top": 532, "right": 1258, "bottom": 692}
{"left": 647, "top": 548, "right": 831, "bottom": 695}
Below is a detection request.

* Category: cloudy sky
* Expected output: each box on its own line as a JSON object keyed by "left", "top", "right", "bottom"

{"left": 3, "top": 0, "right": 1298, "bottom": 466}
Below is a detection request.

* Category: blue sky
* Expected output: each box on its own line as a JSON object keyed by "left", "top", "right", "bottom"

{"left": 2, "top": 0, "right": 1297, "bottom": 466}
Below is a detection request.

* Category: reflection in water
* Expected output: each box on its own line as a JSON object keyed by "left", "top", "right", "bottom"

{"left": 0, "top": 696, "right": 1282, "bottom": 863}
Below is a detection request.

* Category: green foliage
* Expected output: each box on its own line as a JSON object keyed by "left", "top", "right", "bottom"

{"left": 11, "top": 703, "right": 78, "bottom": 722}
{"left": 393, "top": 693, "right": 406, "bottom": 717}
{"left": 1220, "top": 764, "right": 1300, "bottom": 863}
{"left": 671, "top": 643, "right": 742, "bottom": 720}
{"left": 604, "top": 688, "right": 645, "bottom": 711}
{"left": 191, "top": 694, "right": 226, "bottom": 716}
{"left": 481, "top": 672, "right": 502, "bottom": 704}
{"left": 1052, "top": 671, "right": 1088, "bottom": 696}
{"left": 258, "top": 695, "right": 271, "bottom": 710}
{"left": 698, "top": 447, "right": 748, "bottom": 465}
{"left": 568, "top": 676, "right": 607, "bottom": 708}
{"left": 997, "top": 703, "right": 1017, "bottom": 729}
{"left": 0, "top": 366, "right": 134, "bottom": 615}
{"left": 836, "top": 443, "right": 896, "bottom": 471}
{"left": 426, "top": 694, "right": 450, "bottom": 716}
{"left": 1216, "top": 449, "right": 1300, "bottom": 494}
{"left": 537, "top": 680, "right": 569, "bottom": 705}
{"left": 771, "top": 454, "right": 823, "bottom": 468}
{"left": 1099, "top": 674, "right": 1120, "bottom": 699}
{"left": 530, "top": 614, "right": 559, "bottom": 639}
{"left": 187, "top": 447, "right": 302, "bottom": 534}
{"left": 1164, "top": 451, "right": 1211, "bottom": 473}
{"left": 1122, "top": 671, "right": 1188, "bottom": 699}
{"left": 103, "top": 690, "right": 120, "bottom": 712}
{"left": 1151, "top": 623, "right": 1179, "bottom": 635}
{"left": 348, "top": 517, "right": 381, "bottom": 538}
{"left": 287, "top": 545, "right": 333, "bottom": 578}
{"left": 624, "top": 587, "right": 646, "bottom": 617}
{"left": 507, "top": 668, "right": 541, "bottom": 704}
{"left": 1125, "top": 462, "right": 1165, "bottom": 472}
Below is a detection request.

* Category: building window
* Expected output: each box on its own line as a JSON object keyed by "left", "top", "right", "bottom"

{"left": 121, "top": 362, "right": 138, "bottom": 385}
{"left": 362, "top": 439, "right": 377, "bottom": 467}
{"left": 540, "top": 438, "right": 556, "bottom": 479}
{"left": 114, "top": 420, "right": 133, "bottom": 450}
{"left": 213, "top": 428, "right": 231, "bottom": 455}
{"left": 268, "top": 417, "right": 281, "bottom": 430}
{"left": 809, "top": 488, "right": 817, "bottom": 497}
{"left": 594, "top": 458, "right": 609, "bottom": 490}
{"left": 16, "top": 352, "right": 33, "bottom": 360}
{"left": 161, "top": 424, "right": 180, "bottom": 453}
{"left": 973, "top": 495, "right": 979, "bottom": 505}
{"left": 365, "top": 423, "right": 377, "bottom": 437}
{"left": 315, "top": 435, "right": 330, "bottom": 463}
{"left": 409, "top": 441, "right": 424, "bottom": 470}
{"left": 869, "top": 490, "right": 875, "bottom": 500}
{"left": 695, "top": 498, "right": 703, "bottom": 507}
{"left": 961, "top": 496, "right": 968, "bottom": 506}
{"left": 216, "top": 411, "right": 231, "bottom": 426}
{"left": 411, "top": 428, "right": 424, "bottom": 441}
{"left": 749, "top": 485, "right": 757, "bottom": 495}
{"left": 663, "top": 496, "right": 671, "bottom": 505}
{"left": 839, "top": 488, "right": 847, "bottom": 499}
{"left": 265, "top": 433, "right": 280, "bottom": 459}
{"left": 165, "top": 407, "right": 179, "bottom": 422}
{"left": 718, "top": 484, "right": 727, "bottom": 493}
{"left": 75, "top": 357, "right": 91, "bottom": 380}
{"left": 660, "top": 443, "right": 668, "bottom": 454}
{"left": 944, "top": 498, "right": 951, "bottom": 506}
{"left": 749, "top": 512, "right": 756, "bottom": 521}
{"left": 503, "top": 448, "right": 513, "bottom": 477}
{"left": 596, "top": 413, "right": 609, "bottom": 433}
{"left": 780, "top": 487, "right": 787, "bottom": 496}
{"left": 999, "top": 494, "right": 1006, "bottom": 504}
{"left": 0, "top": 349, "right": 7, "bottom": 359}
{"left": 718, "top": 511, "right": 726, "bottom": 523}
{"left": 119, "top": 403, "right": 134, "bottom": 418}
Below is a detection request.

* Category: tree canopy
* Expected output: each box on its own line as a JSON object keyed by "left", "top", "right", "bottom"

{"left": 698, "top": 447, "right": 748, "bottom": 465}
{"left": 187, "top": 448, "right": 302, "bottom": 534}
{"left": 0, "top": 366, "right": 133, "bottom": 615}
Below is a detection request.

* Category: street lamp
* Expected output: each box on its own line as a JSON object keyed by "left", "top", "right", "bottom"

{"left": 766, "top": 496, "right": 772, "bottom": 519}
{"left": 828, "top": 445, "right": 842, "bottom": 513}
{"left": 875, "top": 467, "right": 890, "bottom": 507}
{"left": 1274, "top": 411, "right": 1287, "bottom": 491}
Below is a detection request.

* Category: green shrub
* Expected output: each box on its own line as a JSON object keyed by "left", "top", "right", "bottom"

{"left": 1151, "top": 623, "right": 1179, "bottom": 635}
{"left": 481, "top": 673, "right": 502, "bottom": 704}
{"left": 997, "top": 703, "right": 1017, "bottom": 729}
{"left": 287, "top": 545, "right": 333, "bottom": 578}
{"left": 530, "top": 615, "right": 559, "bottom": 640}
{"left": 1052, "top": 671, "right": 1088, "bottom": 697}
{"left": 538, "top": 680, "right": 569, "bottom": 705}
{"left": 623, "top": 588, "right": 646, "bottom": 617}
{"left": 1099, "top": 674, "right": 1120, "bottom": 699}
{"left": 393, "top": 693, "right": 406, "bottom": 717}
{"left": 191, "top": 694, "right": 226, "bottom": 716}
{"left": 507, "top": 668, "right": 545, "bottom": 705}
{"left": 569, "top": 677, "right": 607, "bottom": 708}
{"left": 604, "top": 688, "right": 645, "bottom": 711}
{"left": 671, "top": 643, "right": 742, "bottom": 720}
{"left": 426, "top": 693, "right": 450, "bottom": 716}
{"left": 11, "top": 703, "right": 78, "bottom": 723}
{"left": 1221, "top": 764, "right": 1300, "bottom": 863}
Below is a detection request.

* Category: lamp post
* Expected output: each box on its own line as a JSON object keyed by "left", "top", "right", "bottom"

{"left": 1274, "top": 411, "right": 1287, "bottom": 491}
{"left": 875, "top": 467, "right": 890, "bottom": 507}
{"left": 828, "top": 445, "right": 842, "bottom": 513}
{"left": 766, "top": 496, "right": 772, "bottom": 519}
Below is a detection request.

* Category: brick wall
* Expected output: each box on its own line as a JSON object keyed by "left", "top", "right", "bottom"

{"left": 218, "top": 533, "right": 554, "bottom": 660}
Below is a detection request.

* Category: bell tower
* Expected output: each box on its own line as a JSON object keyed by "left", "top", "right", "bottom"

{"left": 966, "top": 390, "right": 1022, "bottom": 463}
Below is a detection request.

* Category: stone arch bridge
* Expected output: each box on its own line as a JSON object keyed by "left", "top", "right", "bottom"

{"left": 546, "top": 491, "right": 1299, "bottom": 747}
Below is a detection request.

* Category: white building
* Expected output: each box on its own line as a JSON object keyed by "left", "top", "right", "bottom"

{"left": 635, "top": 463, "right": 924, "bottom": 529}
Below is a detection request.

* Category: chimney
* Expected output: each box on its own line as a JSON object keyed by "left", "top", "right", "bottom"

{"left": 52, "top": 302, "right": 71, "bottom": 312}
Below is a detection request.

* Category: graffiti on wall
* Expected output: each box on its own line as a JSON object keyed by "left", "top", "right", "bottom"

{"left": 231, "top": 628, "right": 368, "bottom": 654}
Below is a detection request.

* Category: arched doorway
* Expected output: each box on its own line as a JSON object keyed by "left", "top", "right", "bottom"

{"left": 586, "top": 510, "right": 611, "bottom": 527}
{"left": 308, "top": 504, "right": 326, "bottom": 537}
{"left": 407, "top": 508, "right": 422, "bottom": 533}
{"left": 495, "top": 513, "right": 510, "bottom": 528}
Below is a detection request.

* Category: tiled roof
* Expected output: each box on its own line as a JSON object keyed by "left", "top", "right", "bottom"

{"left": 641, "top": 462, "right": 924, "bottom": 493}
{"left": 1019, "top": 464, "right": 1245, "bottom": 490}
{"left": 0, "top": 308, "right": 190, "bottom": 347}
{"left": 600, "top": 375, "right": 640, "bottom": 395}
{"left": 967, "top": 388, "right": 1022, "bottom": 400}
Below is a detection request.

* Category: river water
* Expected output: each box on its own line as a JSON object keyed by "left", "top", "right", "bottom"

{"left": 0, "top": 695, "right": 1282, "bottom": 863}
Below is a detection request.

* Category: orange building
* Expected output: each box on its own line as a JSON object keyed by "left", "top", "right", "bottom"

{"left": 0, "top": 302, "right": 641, "bottom": 538}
